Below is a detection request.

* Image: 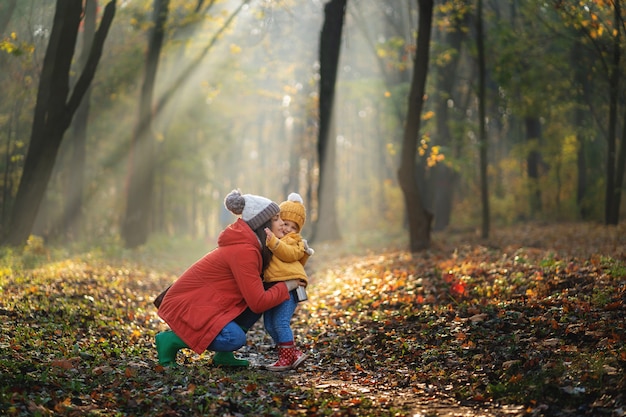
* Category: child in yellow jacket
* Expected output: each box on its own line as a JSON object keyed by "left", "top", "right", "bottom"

{"left": 263, "top": 192, "right": 314, "bottom": 371}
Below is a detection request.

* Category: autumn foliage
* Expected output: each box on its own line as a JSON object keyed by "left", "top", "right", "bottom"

{"left": 1, "top": 223, "right": 625, "bottom": 416}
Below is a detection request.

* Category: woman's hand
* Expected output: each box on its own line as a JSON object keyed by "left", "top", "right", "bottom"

{"left": 284, "top": 279, "right": 304, "bottom": 292}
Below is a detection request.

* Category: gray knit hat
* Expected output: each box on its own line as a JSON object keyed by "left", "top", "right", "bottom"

{"left": 224, "top": 189, "right": 280, "bottom": 231}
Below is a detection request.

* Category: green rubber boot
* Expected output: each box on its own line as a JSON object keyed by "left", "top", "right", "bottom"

{"left": 213, "top": 351, "right": 249, "bottom": 367}
{"left": 155, "top": 330, "right": 188, "bottom": 366}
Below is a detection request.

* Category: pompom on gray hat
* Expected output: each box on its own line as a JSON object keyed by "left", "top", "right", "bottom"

{"left": 224, "top": 189, "right": 280, "bottom": 231}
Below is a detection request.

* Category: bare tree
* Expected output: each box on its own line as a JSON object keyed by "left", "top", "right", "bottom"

{"left": 122, "top": 0, "right": 250, "bottom": 248}
{"left": 122, "top": 0, "right": 170, "bottom": 248}
{"left": 59, "top": 0, "right": 98, "bottom": 241}
{"left": 477, "top": 0, "right": 489, "bottom": 238}
{"left": 397, "top": 0, "right": 434, "bottom": 252}
{"left": 312, "top": 0, "right": 346, "bottom": 243}
{"left": 2, "top": 0, "right": 116, "bottom": 247}
{"left": 607, "top": 0, "right": 623, "bottom": 224}
{"left": 431, "top": 1, "right": 469, "bottom": 231}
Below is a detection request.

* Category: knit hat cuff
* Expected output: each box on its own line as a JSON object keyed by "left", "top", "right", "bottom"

{"left": 246, "top": 201, "right": 280, "bottom": 230}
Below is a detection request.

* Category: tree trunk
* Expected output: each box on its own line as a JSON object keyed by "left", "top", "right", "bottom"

{"left": 0, "top": 0, "right": 17, "bottom": 35}
{"left": 608, "top": 0, "right": 623, "bottom": 224}
{"left": 60, "top": 0, "right": 97, "bottom": 241}
{"left": 577, "top": 133, "right": 588, "bottom": 219}
{"left": 525, "top": 116, "right": 542, "bottom": 217}
{"left": 122, "top": 0, "right": 170, "bottom": 248}
{"left": 2, "top": 0, "right": 115, "bottom": 247}
{"left": 313, "top": 0, "right": 346, "bottom": 243}
{"left": 120, "top": 0, "right": 249, "bottom": 246}
{"left": 605, "top": 0, "right": 620, "bottom": 225}
{"left": 476, "top": 0, "right": 489, "bottom": 239}
{"left": 1, "top": 99, "right": 24, "bottom": 230}
{"left": 398, "top": 0, "right": 434, "bottom": 252}
{"left": 615, "top": 104, "right": 626, "bottom": 221}
{"left": 432, "top": 2, "right": 468, "bottom": 231}
{"left": 572, "top": 40, "right": 589, "bottom": 220}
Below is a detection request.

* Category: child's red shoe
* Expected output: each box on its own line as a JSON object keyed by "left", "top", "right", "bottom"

{"left": 266, "top": 342, "right": 307, "bottom": 372}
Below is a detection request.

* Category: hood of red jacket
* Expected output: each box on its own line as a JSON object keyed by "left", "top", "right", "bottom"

{"left": 217, "top": 218, "right": 261, "bottom": 249}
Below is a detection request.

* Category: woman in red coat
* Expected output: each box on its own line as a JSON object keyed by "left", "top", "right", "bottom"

{"left": 155, "top": 189, "right": 303, "bottom": 367}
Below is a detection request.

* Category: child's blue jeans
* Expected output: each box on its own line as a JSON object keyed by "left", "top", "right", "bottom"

{"left": 264, "top": 290, "right": 298, "bottom": 344}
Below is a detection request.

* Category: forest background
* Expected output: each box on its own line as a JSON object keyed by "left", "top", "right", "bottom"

{"left": 1, "top": 0, "right": 625, "bottom": 250}
{"left": 1, "top": 1, "right": 626, "bottom": 416}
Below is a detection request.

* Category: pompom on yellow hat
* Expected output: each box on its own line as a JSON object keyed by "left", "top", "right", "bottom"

{"left": 279, "top": 192, "right": 306, "bottom": 231}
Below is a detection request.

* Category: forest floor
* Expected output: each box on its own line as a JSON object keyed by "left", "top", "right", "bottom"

{"left": 1, "top": 222, "right": 625, "bottom": 416}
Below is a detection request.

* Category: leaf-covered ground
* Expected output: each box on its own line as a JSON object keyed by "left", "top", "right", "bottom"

{"left": 1, "top": 223, "right": 625, "bottom": 416}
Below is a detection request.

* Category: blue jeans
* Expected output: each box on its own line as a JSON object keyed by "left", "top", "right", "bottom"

{"left": 264, "top": 290, "right": 297, "bottom": 344}
{"left": 207, "top": 308, "right": 261, "bottom": 352}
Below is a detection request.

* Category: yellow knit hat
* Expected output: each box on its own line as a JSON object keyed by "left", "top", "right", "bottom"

{"left": 279, "top": 192, "right": 306, "bottom": 231}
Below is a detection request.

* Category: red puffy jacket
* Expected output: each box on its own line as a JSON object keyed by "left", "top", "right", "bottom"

{"left": 157, "top": 219, "right": 290, "bottom": 353}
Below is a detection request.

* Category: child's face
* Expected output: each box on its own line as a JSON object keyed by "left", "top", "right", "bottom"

{"left": 282, "top": 220, "right": 299, "bottom": 234}
{"left": 269, "top": 214, "right": 285, "bottom": 238}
